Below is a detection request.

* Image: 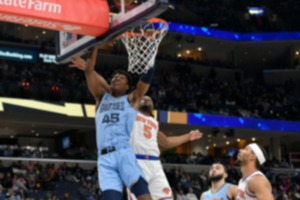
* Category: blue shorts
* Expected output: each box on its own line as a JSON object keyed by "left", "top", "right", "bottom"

{"left": 98, "top": 146, "right": 146, "bottom": 192}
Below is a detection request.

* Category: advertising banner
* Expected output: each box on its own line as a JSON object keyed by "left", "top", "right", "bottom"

{"left": 0, "top": 0, "right": 110, "bottom": 36}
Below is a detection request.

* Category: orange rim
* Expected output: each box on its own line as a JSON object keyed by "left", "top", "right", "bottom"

{"left": 147, "top": 18, "right": 168, "bottom": 26}
{"left": 116, "top": 18, "right": 168, "bottom": 39}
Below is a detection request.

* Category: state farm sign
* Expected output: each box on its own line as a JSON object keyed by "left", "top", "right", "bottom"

{"left": 0, "top": 0, "right": 110, "bottom": 36}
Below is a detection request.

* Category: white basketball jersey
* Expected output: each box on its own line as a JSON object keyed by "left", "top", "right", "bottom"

{"left": 130, "top": 112, "right": 160, "bottom": 156}
{"left": 237, "top": 171, "right": 267, "bottom": 200}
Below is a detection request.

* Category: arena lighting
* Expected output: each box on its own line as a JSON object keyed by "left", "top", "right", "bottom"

{"left": 0, "top": 47, "right": 36, "bottom": 63}
{"left": 188, "top": 113, "right": 300, "bottom": 133}
{"left": 168, "top": 22, "right": 300, "bottom": 41}
{"left": 22, "top": 81, "right": 30, "bottom": 87}
{"left": 296, "top": 51, "right": 299, "bottom": 55}
{"left": 1, "top": 97, "right": 300, "bottom": 132}
{"left": 0, "top": 97, "right": 85, "bottom": 117}
{"left": 248, "top": 7, "right": 265, "bottom": 16}
{"left": 39, "top": 53, "right": 57, "bottom": 64}
{"left": 51, "top": 86, "right": 60, "bottom": 92}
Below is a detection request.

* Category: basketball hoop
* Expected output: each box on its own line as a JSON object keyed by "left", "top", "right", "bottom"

{"left": 118, "top": 18, "right": 168, "bottom": 74}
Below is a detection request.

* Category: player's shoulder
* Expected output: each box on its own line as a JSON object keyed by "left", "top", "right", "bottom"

{"left": 138, "top": 112, "right": 157, "bottom": 121}
{"left": 201, "top": 189, "right": 210, "bottom": 196}
{"left": 227, "top": 183, "right": 237, "bottom": 190}
{"left": 248, "top": 171, "right": 267, "bottom": 182}
{"left": 200, "top": 191, "right": 207, "bottom": 200}
{"left": 248, "top": 173, "right": 270, "bottom": 191}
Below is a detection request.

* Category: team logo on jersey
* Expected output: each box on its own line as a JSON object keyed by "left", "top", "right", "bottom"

{"left": 163, "top": 187, "right": 171, "bottom": 195}
{"left": 237, "top": 189, "right": 246, "bottom": 199}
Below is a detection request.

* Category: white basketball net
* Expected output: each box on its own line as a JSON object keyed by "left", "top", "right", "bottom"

{"left": 119, "top": 18, "right": 168, "bottom": 74}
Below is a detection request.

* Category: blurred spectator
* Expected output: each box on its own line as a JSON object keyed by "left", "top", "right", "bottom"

{"left": 186, "top": 187, "right": 197, "bottom": 200}
{"left": 0, "top": 185, "right": 5, "bottom": 200}
{"left": 0, "top": 59, "right": 299, "bottom": 121}
{"left": 176, "top": 189, "right": 187, "bottom": 200}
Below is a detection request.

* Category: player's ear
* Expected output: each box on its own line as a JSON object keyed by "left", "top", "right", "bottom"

{"left": 224, "top": 172, "right": 228, "bottom": 179}
{"left": 250, "top": 152, "right": 256, "bottom": 161}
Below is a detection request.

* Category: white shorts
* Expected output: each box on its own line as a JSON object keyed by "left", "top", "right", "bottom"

{"left": 127, "top": 159, "right": 173, "bottom": 200}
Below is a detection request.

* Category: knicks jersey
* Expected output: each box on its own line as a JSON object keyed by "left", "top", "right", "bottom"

{"left": 95, "top": 93, "right": 137, "bottom": 150}
{"left": 237, "top": 171, "right": 266, "bottom": 200}
{"left": 130, "top": 112, "right": 160, "bottom": 156}
{"left": 202, "top": 183, "right": 231, "bottom": 200}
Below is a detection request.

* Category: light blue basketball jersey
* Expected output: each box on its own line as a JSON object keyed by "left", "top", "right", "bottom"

{"left": 203, "top": 183, "right": 230, "bottom": 200}
{"left": 95, "top": 93, "right": 137, "bottom": 150}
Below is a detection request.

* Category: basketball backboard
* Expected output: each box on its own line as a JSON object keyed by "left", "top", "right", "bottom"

{"left": 56, "top": 0, "right": 169, "bottom": 64}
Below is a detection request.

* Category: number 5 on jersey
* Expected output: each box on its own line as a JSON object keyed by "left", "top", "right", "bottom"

{"left": 144, "top": 125, "right": 152, "bottom": 139}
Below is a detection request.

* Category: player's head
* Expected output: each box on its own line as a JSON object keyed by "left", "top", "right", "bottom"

{"left": 139, "top": 96, "right": 154, "bottom": 115}
{"left": 237, "top": 143, "right": 267, "bottom": 168}
{"left": 208, "top": 162, "right": 228, "bottom": 183}
{"left": 111, "top": 70, "right": 132, "bottom": 94}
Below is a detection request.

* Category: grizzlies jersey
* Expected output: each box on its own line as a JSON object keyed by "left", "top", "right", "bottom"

{"left": 96, "top": 93, "right": 137, "bottom": 151}
{"left": 202, "top": 183, "right": 231, "bottom": 200}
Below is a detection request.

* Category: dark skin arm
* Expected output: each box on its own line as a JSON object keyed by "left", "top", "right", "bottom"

{"left": 128, "top": 81, "right": 150, "bottom": 108}
{"left": 70, "top": 47, "right": 110, "bottom": 107}
{"left": 71, "top": 47, "right": 152, "bottom": 108}
{"left": 157, "top": 129, "right": 203, "bottom": 150}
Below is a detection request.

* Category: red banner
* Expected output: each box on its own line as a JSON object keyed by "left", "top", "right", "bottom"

{"left": 0, "top": 0, "right": 110, "bottom": 36}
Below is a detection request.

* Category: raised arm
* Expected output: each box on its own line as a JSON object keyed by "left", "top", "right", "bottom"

{"left": 128, "top": 66, "right": 155, "bottom": 108}
{"left": 70, "top": 47, "right": 110, "bottom": 107}
{"left": 157, "top": 129, "right": 203, "bottom": 150}
{"left": 248, "top": 176, "right": 274, "bottom": 200}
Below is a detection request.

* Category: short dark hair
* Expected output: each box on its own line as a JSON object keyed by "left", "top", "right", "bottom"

{"left": 112, "top": 70, "right": 133, "bottom": 93}
{"left": 254, "top": 145, "right": 268, "bottom": 169}
{"left": 212, "top": 162, "right": 228, "bottom": 173}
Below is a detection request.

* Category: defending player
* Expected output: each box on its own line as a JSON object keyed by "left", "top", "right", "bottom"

{"left": 128, "top": 96, "right": 203, "bottom": 200}
{"left": 236, "top": 143, "right": 274, "bottom": 200}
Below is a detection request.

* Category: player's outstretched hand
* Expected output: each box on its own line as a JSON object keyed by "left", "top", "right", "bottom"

{"left": 69, "top": 57, "right": 87, "bottom": 71}
{"left": 188, "top": 129, "right": 203, "bottom": 141}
